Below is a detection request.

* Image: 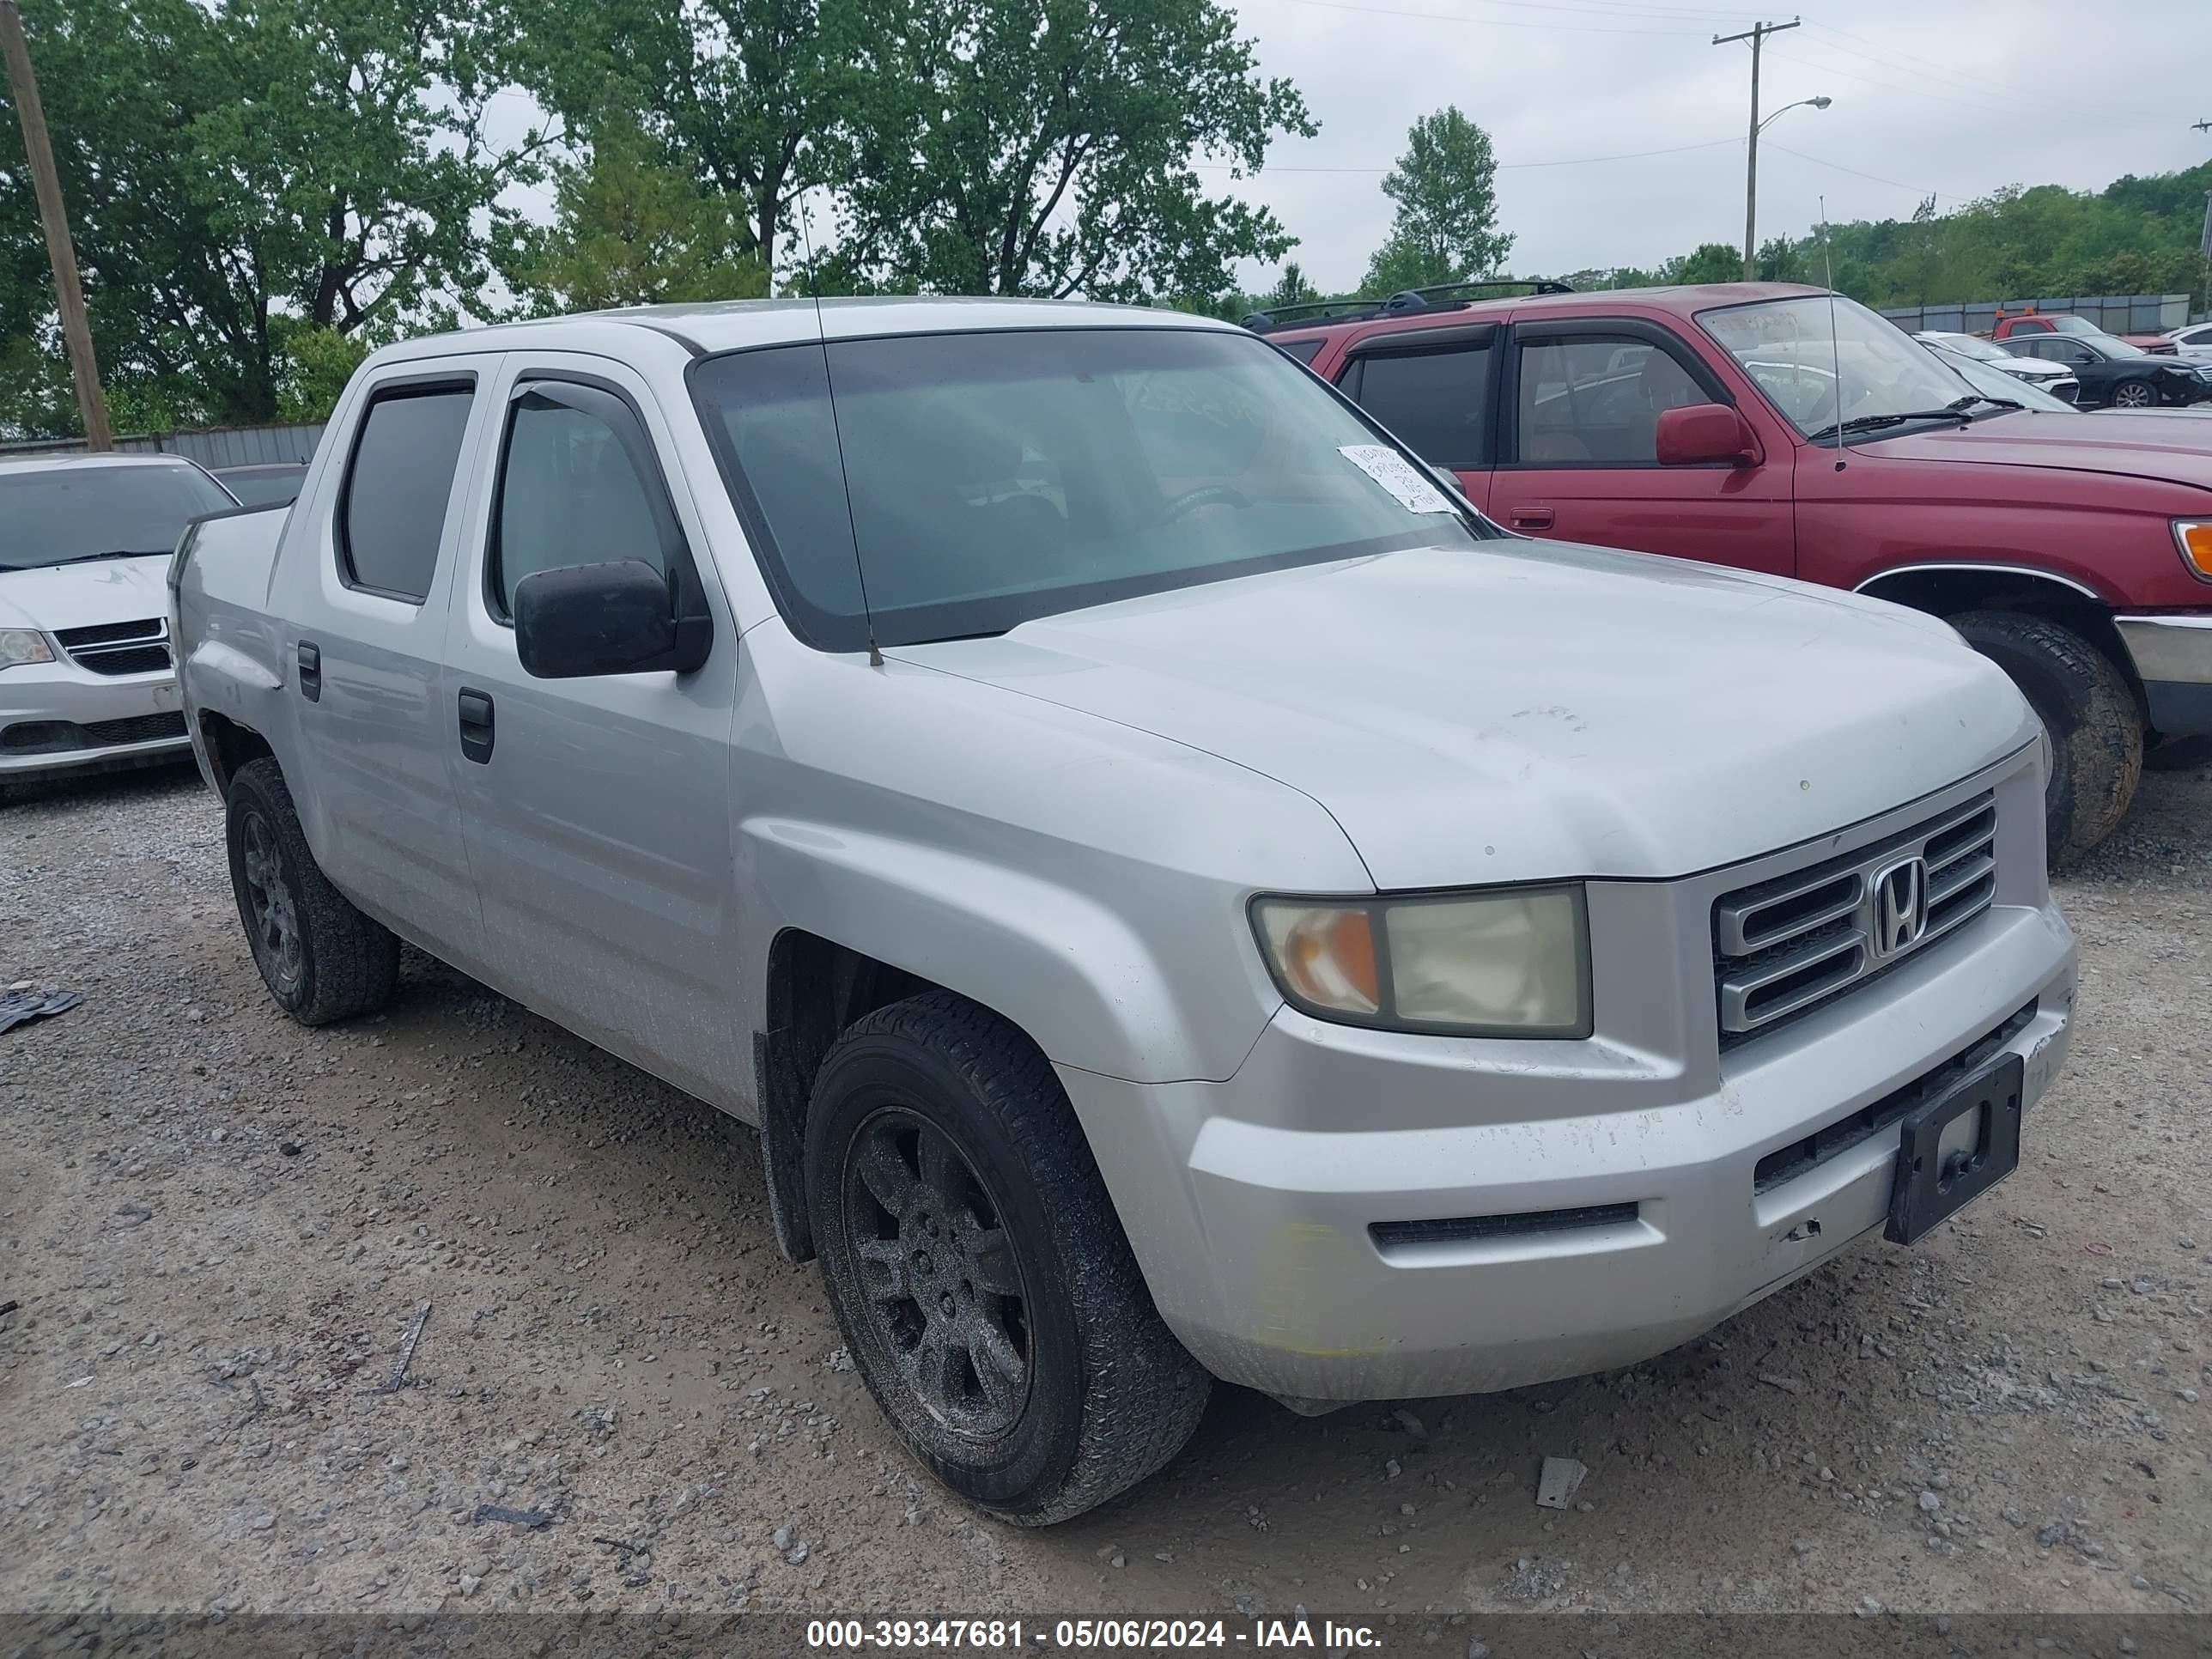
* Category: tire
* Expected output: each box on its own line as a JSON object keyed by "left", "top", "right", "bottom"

{"left": 2108, "top": 378, "right": 2156, "bottom": 409}
{"left": 805, "top": 990, "right": 1210, "bottom": 1526}
{"left": 224, "top": 757, "right": 400, "bottom": 1024}
{"left": 1949, "top": 611, "right": 2142, "bottom": 861}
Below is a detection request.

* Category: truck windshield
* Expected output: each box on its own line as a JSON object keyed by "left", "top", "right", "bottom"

{"left": 690, "top": 326, "right": 1484, "bottom": 651}
{"left": 1, "top": 463, "right": 235, "bottom": 571}
{"left": 1701, "top": 295, "right": 1994, "bottom": 442}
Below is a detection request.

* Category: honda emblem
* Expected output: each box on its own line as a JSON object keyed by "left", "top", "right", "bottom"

{"left": 1870, "top": 856, "right": 1929, "bottom": 958}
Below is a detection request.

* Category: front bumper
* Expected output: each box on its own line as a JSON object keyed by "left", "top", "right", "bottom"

{"left": 1064, "top": 756, "right": 2076, "bottom": 1403}
{"left": 0, "top": 653, "right": 191, "bottom": 781}
{"left": 2114, "top": 612, "right": 2212, "bottom": 737}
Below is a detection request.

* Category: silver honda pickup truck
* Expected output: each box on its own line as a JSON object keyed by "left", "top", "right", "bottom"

{"left": 171, "top": 297, "right": 2077, "bottom": 1524}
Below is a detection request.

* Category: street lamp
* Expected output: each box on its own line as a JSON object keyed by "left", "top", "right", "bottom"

{"left": 1745, "top": 94, "right": 1832, "bottom": 280}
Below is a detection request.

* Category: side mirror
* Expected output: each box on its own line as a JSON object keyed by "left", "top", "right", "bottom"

{"left": 1656, "top": 404, "right": 1761, "bottom": 467}
{"left": 513, "top": 560, "right": 712, "bottom": 678}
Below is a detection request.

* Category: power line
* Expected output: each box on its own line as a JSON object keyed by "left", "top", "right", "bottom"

{"left": 1264, "top": 0, "right": 1714, "bottom": 37}
{"left": 1800, "top": 19, "right": 2024, "bottom": 101}
{"left": 1789, "top": 33, "right": 2025, "bottom": 115}
{"left": 1764, "top": 46, "right": 2017, "bottom": 118}
{"left": 1760, "top": 139, "right": 1967, "bottom": 203}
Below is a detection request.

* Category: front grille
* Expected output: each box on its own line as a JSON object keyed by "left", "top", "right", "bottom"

{"left": 1714, "top": 792, "right": 1997, "bottom": 1044}
{"left": 54, "top": 618, "right": 172, "bottom": 677}
{"left": 1752, "top": 1000, "right": 2036, "bottom": 1192}
{"left": 0, "top": 711, "right": 186, "bottom": 755}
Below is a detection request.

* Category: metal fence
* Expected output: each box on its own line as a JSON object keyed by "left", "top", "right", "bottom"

{"left": 0, "top": 421, "right": 325, "bottom": 468}
{"left": 1878, "top": 293, "right": 2189, "bottom": 337}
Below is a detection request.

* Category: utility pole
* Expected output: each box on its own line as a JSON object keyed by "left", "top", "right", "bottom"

{"left": 0, "top": 0, "right": 112, "bottom": 449}
{"left": 1716, "top": 16, "right": 1802, "bottom": 283}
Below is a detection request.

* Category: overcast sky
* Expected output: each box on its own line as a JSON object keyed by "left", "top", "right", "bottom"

{"left": 1206, "top": 0, "right": 2212, "bottom": 292}
{"left": 489, "top": 0, "right": 2210, "bottom": 298}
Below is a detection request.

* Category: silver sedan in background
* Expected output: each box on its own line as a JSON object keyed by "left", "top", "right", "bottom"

{"left": 0, "top": 453, "right": 235, "bottom": 799}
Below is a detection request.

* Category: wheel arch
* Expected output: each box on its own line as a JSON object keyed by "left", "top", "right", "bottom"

{"left": 755, "top": 927, "right": 955, "bottom": 1263}
{"left": 1853, "top": 563, "right": 2147, "bottom": 721}
{"left": 196, "top": 710, "right": 276, "bottom": 800}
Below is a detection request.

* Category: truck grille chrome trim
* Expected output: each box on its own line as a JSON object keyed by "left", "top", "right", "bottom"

{"left": 54, "top": 617, "right": 173, "bottom": 677}
{"left": 1714, "top": 792, "right": 1996, "bottom": 1042}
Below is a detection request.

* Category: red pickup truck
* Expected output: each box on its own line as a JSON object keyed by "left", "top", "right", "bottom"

{"left": 1990, "top": 311, "right": 2177, "bottom": 354}
{"left": 1261, "top": 281, "right": 2212, "bottom": 858}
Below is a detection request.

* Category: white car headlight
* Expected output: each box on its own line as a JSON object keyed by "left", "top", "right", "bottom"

{"left": 0, "top": 628, "right": 55, "bottom": 669}
{"left": 1252, "top": 885, "right": 1591, "bottom": 1037}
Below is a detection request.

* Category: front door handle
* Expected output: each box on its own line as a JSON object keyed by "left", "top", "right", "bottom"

{"left": 457, "top": 687, "right": 495, "bottom": 763}
{"left": 296, "top": 641, "right": 321, "bottom": 702}
{"left": 1509, "top": 507, "right": 1555, "bottom": 531}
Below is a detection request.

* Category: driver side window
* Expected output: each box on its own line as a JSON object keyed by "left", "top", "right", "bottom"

{"left": 1514, "top": 335, "right": 1717, "bottom": 466}
{"left": 490, "top": 384, "right": 672, "bottom": 620}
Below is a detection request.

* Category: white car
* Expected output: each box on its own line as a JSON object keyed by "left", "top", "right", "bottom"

{"left": 0, "top": 453, "right": 235, "bottom": 799}
{"left": 2160, "top": 322, "right": 2212, "bottom": 361}
{"left": 1913, "top": 331, "right": 2078, "bottom": 401}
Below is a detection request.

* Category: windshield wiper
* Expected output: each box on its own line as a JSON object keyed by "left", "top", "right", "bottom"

{"left": 12, "top": 548, "right": 171, "bottom": 569}
{"left": 1805, "top": 396, "right": 1985, "bottom": 444}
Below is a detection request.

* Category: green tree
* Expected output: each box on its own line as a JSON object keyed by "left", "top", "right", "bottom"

{"left": 1661, "top": 242, "right": 1745, "bottom": 286}
{"left": 1360, "top": 106, "right": 1512, "bottom": 295}
{"left": 500, "top": 0, "right": 859, "bottom": 284}
{"left": 275, "top": 325, "right": 372, "bottom": 422}
{"left": 0, "top": 0, "right": 548, "bottom": 429}
{"left": 1268, "top": 260, "right": 1319, "bottom": 307}
{"left": 817, "top": 0, "right": 1314, "bottom": 299}
{"left": 498, "top": 107, "right": 769, "bottom": 313}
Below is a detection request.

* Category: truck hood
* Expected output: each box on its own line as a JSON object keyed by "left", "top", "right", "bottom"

{"left": 1868, "top": 411, "right": 2212, "bottom": 491}
{"left": 0, "top": 555, "right": 173, "bottom": 632}
{"left": 896, "top": 540, "right": 2033, "bottom": 886}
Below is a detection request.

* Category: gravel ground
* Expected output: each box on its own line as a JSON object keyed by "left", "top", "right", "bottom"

{"left": 1, "top": 757, "right": 2205, "bottom": 1620}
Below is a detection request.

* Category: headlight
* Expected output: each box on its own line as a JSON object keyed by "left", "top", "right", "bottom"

{"left": 2172, "top": 520, "right": 2212, "bottom": 583}
{"left": 1252, "top": 885, "right": 1591, "bottom": 1038}
{"left": 0, "top": 628, "right": 55, "bottom": 669}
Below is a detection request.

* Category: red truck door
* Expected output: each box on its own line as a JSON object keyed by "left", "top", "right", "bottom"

{"left": 1331, "top": 323, "right": 1502, "bottom": 515}
{"left": 1484, "top": 319, "right": 1796, "bottom": 576}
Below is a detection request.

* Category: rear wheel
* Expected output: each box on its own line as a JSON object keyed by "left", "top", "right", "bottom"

{"left": 2108, "top": 378, "right": 2157, "bottom": 409}
{"left": 805, "top": 991, "right": 1210, "bottom": 1525}
{"left": 224, "top": 758, "right": 399, "bottom": 1024}
{"left": 1949, "top": 611, "right": 2142, "bottom": 861}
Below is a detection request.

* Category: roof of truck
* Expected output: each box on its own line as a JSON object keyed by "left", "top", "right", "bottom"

{"left": 0, "top": 452, "right": 214, "bottom": 477}
{"left": 371, "top": 295, "right": 1239, "bottom": 369}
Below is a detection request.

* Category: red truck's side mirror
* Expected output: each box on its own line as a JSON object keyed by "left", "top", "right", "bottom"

{"left": 1656, "top": 404, "right": 1761, "bottom": 467}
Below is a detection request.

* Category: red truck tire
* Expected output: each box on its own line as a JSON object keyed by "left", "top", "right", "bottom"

{"left": 1949, "top": 611, "right": 2142, "bottom": 861}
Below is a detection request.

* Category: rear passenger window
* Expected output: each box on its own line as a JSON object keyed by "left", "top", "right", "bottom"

{"left": 1352, "top": 344, "right": 1492, "bottom": 466}
{"left": 490, "top": 383, "right": 672, "bottom": 619}
{"left": 1273, "top": 338, "right": 1324, "bottom": 365}
{"left": 339, "top": 384, "right": 474, "bottom": 601}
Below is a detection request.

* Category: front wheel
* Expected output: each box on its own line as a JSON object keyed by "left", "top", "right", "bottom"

{"left": 1949, "top": 611, "right": 2142, "bottom": 861}
{"left": 2108, "top": 378, "right": 2157, "bottom": 409}
{"left": 805, "top": 992, "right": 1210, "bottom": 1525}
{"left": 224, "top": 757, "right": 400, "bottom": 1024}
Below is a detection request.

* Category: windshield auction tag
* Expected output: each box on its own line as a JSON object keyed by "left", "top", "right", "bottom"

{"left": 1338, "top": 445, "right": 1455, "bottom": 514}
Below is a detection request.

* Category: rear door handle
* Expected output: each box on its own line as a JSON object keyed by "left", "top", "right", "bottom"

{"left": 457, "top": 687, "right": 495, "bottom": 763}
{"left": 296, "top": 641, "right": 321, "bottom": 702}
{"left": 1509, "top": 507, "right": 1555, "bottom": 531}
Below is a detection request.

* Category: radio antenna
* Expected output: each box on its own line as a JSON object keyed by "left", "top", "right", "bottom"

{"left": 1818, "top": 195, "right": 1845, "bottom": 471}
{"left": 793, "top": 190, "right": 884, "bottom": 666}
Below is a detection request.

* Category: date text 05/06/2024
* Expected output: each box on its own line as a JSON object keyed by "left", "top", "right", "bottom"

{"left": 804, "top": 1618, "right": 1385, "bottom": 1651}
